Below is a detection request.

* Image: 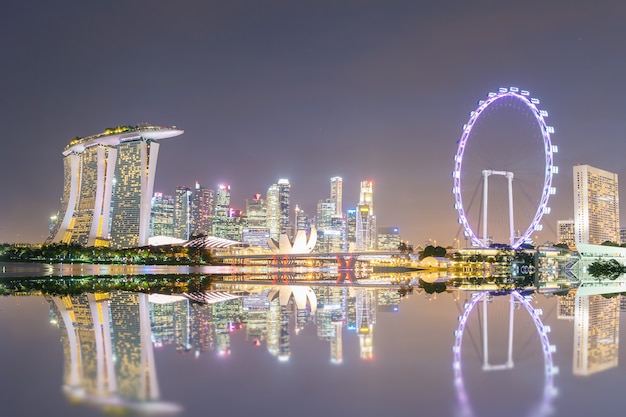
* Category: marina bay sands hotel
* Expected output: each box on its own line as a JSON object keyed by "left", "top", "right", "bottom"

{"left": 49, "top": 124, "right": 183, "bottom": 249}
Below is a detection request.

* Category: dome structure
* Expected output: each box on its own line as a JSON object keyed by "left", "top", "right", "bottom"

{"left": 268, "top": 227, "right": 317, "bottom": 254}
{"left": 267, "top": 286, "right": 318, "bottom": 314}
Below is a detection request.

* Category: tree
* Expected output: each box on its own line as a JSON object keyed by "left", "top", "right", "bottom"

{"left": 588, "top": 259, "right": 623, "bottom": 279}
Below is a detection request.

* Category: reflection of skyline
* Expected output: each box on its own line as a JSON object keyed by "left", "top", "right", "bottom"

{"left": 41, "top": 280, "right": 626, "bottom": 416}
{"left": 573, "top": 294, "right": 620, "bottom": 376}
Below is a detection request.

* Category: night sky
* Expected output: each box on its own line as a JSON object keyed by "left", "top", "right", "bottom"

{"left": 3, "top": 0, "right": 626, "bottom": 245}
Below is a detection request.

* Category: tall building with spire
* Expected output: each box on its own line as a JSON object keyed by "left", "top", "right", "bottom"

{"left": 573, "top": 165, "right": 620, "bottom": 245}
{"left": 49, "top": 124, "right": 183, "bottom": 248}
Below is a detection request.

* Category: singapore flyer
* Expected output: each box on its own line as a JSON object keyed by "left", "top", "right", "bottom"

{"left": 453, "top": 87, "right": 557, "bottom": 248}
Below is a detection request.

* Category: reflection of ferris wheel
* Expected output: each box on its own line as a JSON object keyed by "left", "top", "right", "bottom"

{"left": 453, "top": 291, "right": 559, "bottom": 417}
{"left": 453, "top": 87, "right": 558, "bottom": 248}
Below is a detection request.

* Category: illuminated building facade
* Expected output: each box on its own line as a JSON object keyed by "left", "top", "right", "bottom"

{"left": 295, "top": 204, "right": 310, "bottom": 232}
{"left": 557, "top": 219, "right": 575, "bottom": 249}
{"left": 316, "top": 199, "right": 345, "bottom": 253}
{"left": 150, "top": 193, "right": 174, "bottom": 237}
{"left": 266, "top": 179, "right": 290, "bottom": 240}
{"left": 212, "top": 184, "right": 231, "bottom": 238}
{"left": 245, "top": 194, "right": 266, "bottom": 227}
{"left": 174, "top": 186, "right": 192, "bottom": 240}
{"left": 356, "top": 180, "right": 377, "bottom": 250}
{"left": 50, "top": 125, "right": 183, "bottom": 248}
{"left": 191, "top": 182, "right": 214, "bottom": 237}
{"left": 346, "top": 209, "right": 357, "bottom": 250}
{"left": 573, "top": 294, "right": 620, "bottom": 375}
{"left": 573, "top": 164, "right": 620, "bottom": 245}
{"left": 377, "top": 226, "right": 401, "bottom": 251}
{"left": 330, "top": 176, "right": 343, "bottom": 216}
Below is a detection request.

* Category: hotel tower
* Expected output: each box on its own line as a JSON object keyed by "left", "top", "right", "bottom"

{"left": 573, "top": 164, "right": 620, "bottom": 245}
{"left": 49, "top": 124, "right": 183, "bottom": 248}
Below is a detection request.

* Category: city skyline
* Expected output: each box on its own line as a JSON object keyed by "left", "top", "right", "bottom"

{"left": 3, "top": 1, "right": 626, "bottom": 245}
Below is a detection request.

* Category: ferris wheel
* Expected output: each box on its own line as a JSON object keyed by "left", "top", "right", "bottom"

{"left": 453, "top": 87, "right": 558, "bottom": 248}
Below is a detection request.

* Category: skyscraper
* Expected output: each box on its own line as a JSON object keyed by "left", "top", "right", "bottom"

{"left": 557, "top": 219, "right": 575, "bottom": 249}
{"left": 245, "top": 194, "right": 267, "bottom": 227}
{"left": 266, "top": 179, "right": 290, "bottom": 240}
{"left": 191, "top": 182, "right": 214, "bottom": 237}
{"left": 50, "top": 124, "right": 183, "bottom": 248}
{"left": 174, "top": 186, "right": 192, "bottom": 240}
{"left": 150, "top": 192, "right": 175, "bottom": 237}
{"left": 278, "top": 179, "right": 291, "bottom": 236}
{"left": 242, "top": 194, "right": 270, "bottom": 248}
{"left": 356, "top": 180, "right": 377, "bottom": 250}
{"left": 330, "top": 176, "right": 343, "bottom": 216}
{"left": 573, "top": 165, "right": 620, "bottom": 245}
{"left": 294, "top": 204, "right": 310, "bottom": 232}
{"left": 212, "top": 184, "right": 231, "bottom": 238}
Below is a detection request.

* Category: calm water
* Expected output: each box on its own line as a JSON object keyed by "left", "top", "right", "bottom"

{"left": 1, "top": 267, "right": 625, "bottom": 417}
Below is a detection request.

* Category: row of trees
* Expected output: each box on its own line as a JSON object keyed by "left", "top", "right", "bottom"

{"left": 0, "top": 243, "right": 212, "bottom": 265}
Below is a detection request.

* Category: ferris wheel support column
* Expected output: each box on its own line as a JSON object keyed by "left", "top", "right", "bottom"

{"left": 482, "top": 294, "right": 489, "bottom": 370}
{"left": 482, "top": 170, "right": 490, "bottom": 247}
{"left": 507, "top": 172, "right": 515, "bottom": 247}
{"left": 507, "top": 292, "right": 515, "bottom": 367}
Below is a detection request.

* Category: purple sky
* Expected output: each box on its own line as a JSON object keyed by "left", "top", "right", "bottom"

{"left": 2, "top": 1, "right": 626, "bottom": 245}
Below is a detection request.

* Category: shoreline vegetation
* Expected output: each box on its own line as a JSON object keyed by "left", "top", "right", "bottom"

{"left": 0, "top": 243, "right": 212, "bottom": 266}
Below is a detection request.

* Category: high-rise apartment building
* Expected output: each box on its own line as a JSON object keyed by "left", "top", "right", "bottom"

{"left": 191, "top": 182, "right": 214, "bottom": 237}
{"left": 174, "top": 186, "right": 192, "bottom": 240}
{"left": 573, "top": 165, "right": 620, "bottom": 245}
{"left": 49, "top": 125, "right": 183, "bottom": 248}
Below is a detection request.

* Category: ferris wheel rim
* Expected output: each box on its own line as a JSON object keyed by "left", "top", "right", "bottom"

{"left": 452, "top": 88, "right": 557, "bottom": 249}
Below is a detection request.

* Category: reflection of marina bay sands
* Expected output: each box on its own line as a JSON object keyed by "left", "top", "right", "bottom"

{"left": 46, "top": 292, "right": 182, "bottom": 414}
{"left": 45, "top": 284, "right": 395, "bottom": 410}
